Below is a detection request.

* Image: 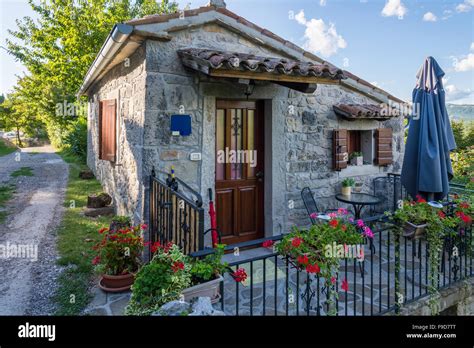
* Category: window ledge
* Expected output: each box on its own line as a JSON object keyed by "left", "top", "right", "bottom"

{"left": 339, "top": 164, "right": 381, "bottom": 178}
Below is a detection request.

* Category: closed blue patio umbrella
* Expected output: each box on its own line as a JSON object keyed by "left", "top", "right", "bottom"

{"left": 401, "top": 57, "right": 456, "bottom": 201}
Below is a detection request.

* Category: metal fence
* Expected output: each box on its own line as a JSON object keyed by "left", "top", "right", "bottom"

{"left": 191, "top": 215, "right": 473, "bottom": 316}
{"left": 148, "top": 168, "right": 205, "bottom": 256}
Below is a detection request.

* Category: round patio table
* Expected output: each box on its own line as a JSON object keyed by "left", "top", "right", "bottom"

{"left": 335, "top": 193, "right": 381, "bottom": 219}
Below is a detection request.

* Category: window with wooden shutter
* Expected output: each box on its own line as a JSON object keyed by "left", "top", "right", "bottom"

{"left": 99, "top": 99, "right": 117, "bottom": 162}
{"left": 375, "top": 128, "right": 392, "bottom": 166}
{"left": 333, "top": 129, "right": 348, "bottom": 170}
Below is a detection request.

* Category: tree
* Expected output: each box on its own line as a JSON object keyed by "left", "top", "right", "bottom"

{"left": 4, "top": 0, "right": 177, "bottom": 152}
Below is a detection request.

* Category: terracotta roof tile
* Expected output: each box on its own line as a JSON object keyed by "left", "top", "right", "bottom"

{"left": 333, "top": 103, "right": 403, "bottom": 120}
{"left": 178, "top": 48, "right": 346, "bottom": 80}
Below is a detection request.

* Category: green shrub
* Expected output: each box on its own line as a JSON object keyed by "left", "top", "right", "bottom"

{"left": 63, "top": 117, "right": 88, "bottom": 162}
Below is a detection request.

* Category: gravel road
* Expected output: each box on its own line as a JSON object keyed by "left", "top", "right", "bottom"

{"left": 0, "top": 145, "right": 68, "bottom": 315}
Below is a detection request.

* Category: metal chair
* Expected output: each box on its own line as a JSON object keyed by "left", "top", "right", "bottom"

{"left": 301, "top": 187, "right": 339, "bottom": 225}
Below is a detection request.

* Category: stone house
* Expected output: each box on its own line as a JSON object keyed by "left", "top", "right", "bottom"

{"left": 79, "top": 2, "right": 405, "bottom": 246}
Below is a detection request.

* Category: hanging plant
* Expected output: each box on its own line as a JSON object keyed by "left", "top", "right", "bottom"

{"left": 387, "top": 196, "right": 460, "bottom": 315}
{"left": 275, "top": 208, "right": 370, "bottom": 315}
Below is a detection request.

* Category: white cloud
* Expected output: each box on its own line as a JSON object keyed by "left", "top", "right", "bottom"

{"left": 442, "top": 9, "right": 453, "bottom": 20}
{"left": 381, "top": 0, "right": 407, "bottom": 19}
{"left": 295, "top": 10, "right": 306, "bottom": 25}
{"left": 423, "top": 12, "right": 437, "bottom": 22}
{"left": 294, "top": 10, "right": 347, "bottom": 57}
{"left": 320, "top": 0, "right": 327, "bottom": 6}
{"left": 454, "top": 53, "right": 474, "bottom": 72}
{"left": 456, "top": 0, "right": 473, "bottom": 12}
{"left": 470, "top": 42, "right": 474, "bottom": 51}
{"left": 445, "top": 84, "right": 473, "bottom": 102}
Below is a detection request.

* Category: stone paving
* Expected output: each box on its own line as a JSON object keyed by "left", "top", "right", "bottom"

{"left": 83, "top": 286, "right": 130, "bottom": 316}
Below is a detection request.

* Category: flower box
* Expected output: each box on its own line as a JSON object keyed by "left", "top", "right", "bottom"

{"left": 182, "top": 275, "right": 223, "bottom": 304}
{"left": 403, "top": 221, "right": 427, "bottom": 239}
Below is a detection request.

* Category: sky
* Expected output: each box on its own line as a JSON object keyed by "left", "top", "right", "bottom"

{"left": 1, "top": 0, "right": 473, "bottom": 104}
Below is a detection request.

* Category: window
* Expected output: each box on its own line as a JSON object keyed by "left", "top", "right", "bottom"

{"left": 99, "top": 99, "right": 117, "bottom": 162}
{"left": 333, "top": 128, "right": 392, "bottom": 170}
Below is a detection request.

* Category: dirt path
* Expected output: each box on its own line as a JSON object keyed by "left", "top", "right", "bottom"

{"left": 0, "top": 145, "right": 68, "bottom": 315}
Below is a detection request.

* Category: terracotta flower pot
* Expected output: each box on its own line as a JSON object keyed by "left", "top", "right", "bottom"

{"left": 182, "top": 275, "right": 223, "bottom": 304}
{"left": 403, "top": 221, "right": 427, "bottom": 239}
{"left": 99, "top": 273, "right": 135, "bottom": 292}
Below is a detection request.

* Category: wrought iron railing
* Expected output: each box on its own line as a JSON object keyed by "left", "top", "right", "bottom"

{"left": 148, "top": 168, "right": 204, "bottom": 257}
{"left": 190, "top": 215, "right": 473, "bottom": 316}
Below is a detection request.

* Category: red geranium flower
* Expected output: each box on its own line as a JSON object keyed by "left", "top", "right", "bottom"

{"left": 92, "top": 256, "right": 101, "bottom": 265}
{"left": 291, "top": 237, "right": 303, "bottom": 248}
{"left": 331, "top": 276, "right": 337, "bottom": 285}
{"left": 98, "top": 227, "right": 108, "bottom": 234}
{"left": 462, "top": 214, "right": 472, "bottom": 224}
{"left": 459, "top": 202, "right": 470, "bottom": 209}
{"left": 150, "top": 241, "right": 161, "bottom": 253}
{"left": 341, "top": 224, "right": 347, "bottom": 231}
{"left": 416, "top": 194, "right": 426, "bottom": 203}
{"left": 329, "top": 219, "right": 339, "bottom": 228}
{"left": 437, "top": 211, "right": 446, "bottom": 219}
{"left": 171, "top": 261, "right": 185, "bottom": 273}
{"left": 341, "top": 278, "right": 349, "bottom": 292}
{"left": 141, "top": 224, "right": 148, "bottom": 230}
{"left": 306, "top": 263, "right": 320, "bottom": 274}
{"left": 233, "top": 268, "right": 248, "bottom": 283}
{"left": 262, "top": 240, "right": 274, "bottom": 248}
{"left": 297, "top": 254, "right": 309, "bottom": 266}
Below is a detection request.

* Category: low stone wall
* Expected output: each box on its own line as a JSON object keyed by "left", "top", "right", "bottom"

{"left": 395, "top": 278, "right": 474, "bottom": 316}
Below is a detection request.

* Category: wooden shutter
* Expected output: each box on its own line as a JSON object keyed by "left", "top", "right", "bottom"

{"left": 375, "top": 128, "right": 392, "bottom": 166}
{"left": 333, "top": 129, "right": 348, "bottom": 171}
{"left": 99, "top": 100, "right": 117, "bottom": 162}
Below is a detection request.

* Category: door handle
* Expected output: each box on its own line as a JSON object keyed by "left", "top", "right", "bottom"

{"left": 256, "top": 171, "right": 264, "bottom": 181}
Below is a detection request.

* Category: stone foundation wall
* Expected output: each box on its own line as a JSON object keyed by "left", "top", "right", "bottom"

{"left": 395, "top": 278, "right": 474, "bottom": 315}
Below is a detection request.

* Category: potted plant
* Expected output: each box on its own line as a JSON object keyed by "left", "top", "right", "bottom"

{"left": 387, "top": 197, "right": 459, "bottom": 314}
{"left": 276, "top": 209, "right": 369, "bottom": 315}
{"left": 92, "top": 223, "right": 147, "bottom": 292}
{"left": 349, "top": 152, "right": 363, "bottom": 166}
{"left": 341, "top": 178, "right": 355, "bottom": 196}
{"left": 390, "top": 195, "right": 431, "bottom": 239}
{"left": 126, "top": 242, "right": 246, "bottom": 315}
{"left": 353, "top": 182, "right": 363, "bottom": 193}
{"left": 183, "top": 244, "right": 228, "bottom": 304}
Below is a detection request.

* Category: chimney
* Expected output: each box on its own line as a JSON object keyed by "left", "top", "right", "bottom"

{"left": 207, "top": 0, "right": 226, "bottom": 8}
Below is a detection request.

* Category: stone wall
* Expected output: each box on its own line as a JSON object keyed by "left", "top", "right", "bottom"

{"left": 395, "top": 278, "right": 474, "bottom": 315}
{"left": 87, "top": 46, "right": 147, "bottom": 223}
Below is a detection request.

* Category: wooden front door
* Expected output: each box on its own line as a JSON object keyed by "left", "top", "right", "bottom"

{"left": 215, "top": 100, "right": 264, "bottom": 245}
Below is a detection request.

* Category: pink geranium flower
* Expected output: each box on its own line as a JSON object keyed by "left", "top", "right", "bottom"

{"left": 363, "top": 226, "right": 374, "bottom": 238}
{"left": 356, "top": 219, "right": 365, "bottom": 228}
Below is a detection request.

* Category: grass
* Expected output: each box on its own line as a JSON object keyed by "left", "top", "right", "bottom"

{"left": 54, "top": 149, "right": 111, "bottom": 315}
{"left": 0, "top": 184, "right": 15, "bottom": 223}
{"left": 0, "top": 138, "right": 16, "bottom": 157}
{"left": 11, "top": 166, "right": 34, "bottom": 177}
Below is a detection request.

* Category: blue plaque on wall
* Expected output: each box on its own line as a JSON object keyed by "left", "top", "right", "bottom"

{"left": 170, "top": 114, "right": 191, "bottom": 136}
